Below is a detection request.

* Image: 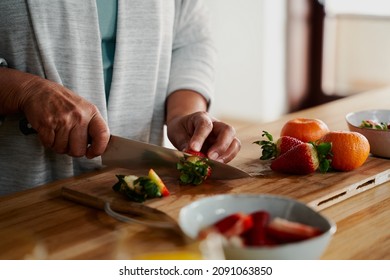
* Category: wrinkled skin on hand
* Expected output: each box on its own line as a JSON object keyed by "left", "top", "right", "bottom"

{"left": 166, "top": 111, "right": 241, "bottom": 163}
{"left": 19, "top": 76, "right": 110, "bottom": 158}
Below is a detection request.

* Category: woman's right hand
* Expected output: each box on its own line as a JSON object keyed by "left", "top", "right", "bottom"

{"left": 0, "top": 68, "right": 110, "bottom": 158}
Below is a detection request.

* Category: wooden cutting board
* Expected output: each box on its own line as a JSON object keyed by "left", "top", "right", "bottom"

{"left": 61, "top": 156, "right": 390, "bottom": 220}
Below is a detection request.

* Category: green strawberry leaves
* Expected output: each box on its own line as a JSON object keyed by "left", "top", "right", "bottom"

{"left": 253, "top": 131, "right": 277, "bottom": 160}
{"left": 313, "top": 141, "right": 333, "bottom": 173}
{"left": 113, "top": 171, "right": 169, "bottom": 203}
{"left": 177, "top": 156, "right": 211, "bottom": 185}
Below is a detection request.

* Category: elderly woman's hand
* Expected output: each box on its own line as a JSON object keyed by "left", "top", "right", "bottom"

{"left": 21, "top": 77, "right": 110, "bottom": 158}
{"left": 166, "top": 111, "right": 241, "bottom": 163}
{"left": 0, "top": 68, "right": 110, "bottom": 158}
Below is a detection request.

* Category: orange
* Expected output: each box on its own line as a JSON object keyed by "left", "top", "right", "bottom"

{"left": 318, "top": 131, "right": 370, "bottom": 171}
{"left": 280, "top": 118, "right": 330, "bottom": 142}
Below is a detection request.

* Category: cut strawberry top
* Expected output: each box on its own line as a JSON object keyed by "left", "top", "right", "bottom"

{"left": 177, "top": 154, "right": 212, "bottom": 185}
{"left": 148, "top": 169, "right": 170, "bottom": 197}
{"left": 112, "top": 169, "right": 170, "bottom": 202}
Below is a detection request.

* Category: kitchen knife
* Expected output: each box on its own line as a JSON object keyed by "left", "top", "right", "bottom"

{"left": 19, "top": 119, "right": 250, "bottom": 179}
{"left": 102, "top": 135, "right": 251, "bottom": 180}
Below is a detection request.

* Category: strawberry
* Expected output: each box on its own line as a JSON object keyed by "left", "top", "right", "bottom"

{"left": 148, "top": 169, "right": 170, "bottom": 197}
{"left": 177, "top": 153, "right": 212, "bottom": 185}
{"left": 266, "top": 217, "right": 322, "bottom": 243}
{"left": 270, "top": 142, "right": 332, "bottom": 175}
{"left": 198, "top": 212, "right": 253, "bottom": 240}
{"left": 113, "top": 169, "right": 169, "bottom": 202}
{"left": 253, "top": 131, "right": 303, "bottom": 160}
{"left": 184, "top": 149, "right": 207, "bottom": 158}
{"left": 241, "top": 210, "right": 272, "bottom": 246}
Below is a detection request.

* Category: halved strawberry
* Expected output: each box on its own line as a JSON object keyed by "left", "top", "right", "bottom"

{"left": 198, "top": 212, "right": 253, "bottom": 240}
{"left": 184, "top": 149, "right": 207, "bottom": 158}
{"left": 177, "top": 155, "right": 212, "bottom": 185}
{"left": 148, "top": 169, "right": 170, "bottom": 197}
{"left": 266, "top": 217, "right": 322, "bottom": 243}
{"left": 270, "top": 142, "right": 332, "bottom": 175}
{"left": 241, "top": 210, "right": 271, "bottom": 246}
{"left": 253, "top": 131, "right": 303, "bottom": 160}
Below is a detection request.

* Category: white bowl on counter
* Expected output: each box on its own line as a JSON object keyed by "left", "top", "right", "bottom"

{"left": 345, "top": 109, "right": 390, "bottom": 158}
{"left": 178, "top": 194, "right": 336, "bottom": 260}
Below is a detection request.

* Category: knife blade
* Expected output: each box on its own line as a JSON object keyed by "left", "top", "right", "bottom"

{"left": 18, "top": 119, "right": 250, "bottom": 179}
{"left": 102, "top": 135, "right": 251, "bottom": 180}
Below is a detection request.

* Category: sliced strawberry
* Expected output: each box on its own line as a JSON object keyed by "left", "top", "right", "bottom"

{"left": 266, "top": 217, "right": 322, "bottom": 244}
{"left": 215, "top": 212, "right": 253, "bottom": 236}
{"left": 148, "top": 169, "right": 170, "bottom": 197}
{"left": 276, "top": 136, "right": 304, "bottom": 156}
{"left": 253, "top": 131, "right": 303, "bottom": 160}
{"left": 270, "top": 142, "right": 332, "bottom": 175}
{"left": 241, "top": 210, "right": 271, "bottom": 246}
{"left": 270, "top": 143, "right": 318, "bottom": 174}
{"left": 198, "top": 212, "right": 253, "bottom": 240}
{"left": 184, "top": 149, "right": 207, "bottom": 158}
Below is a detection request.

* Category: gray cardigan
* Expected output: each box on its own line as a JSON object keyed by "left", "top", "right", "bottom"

{"left": 0, "top": 0, "right": 216, "bottom": 195}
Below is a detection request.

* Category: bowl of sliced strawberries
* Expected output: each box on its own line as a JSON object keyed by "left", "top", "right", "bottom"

{"left": 179, "top": 194, "right": 336, "bottom": 260}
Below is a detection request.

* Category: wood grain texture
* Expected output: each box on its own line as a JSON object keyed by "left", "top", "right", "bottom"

{"left": 1, "top": 86, "right": 390, "bottom": 260}
{"left": 61, "top": 157, "right": 390, "bottom": 218}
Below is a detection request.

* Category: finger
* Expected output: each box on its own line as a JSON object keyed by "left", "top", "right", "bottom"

{"left": 37, "top": 127, "right": 56, "bottom": 149}
{"left": 85, "top": 114, "right": 110, "bottom": 159}
{"left": 166, "top": 118, "right": 191, "bottom": 151}
{"left": 51, "top": 125, "right": 71, "bottom": 154}
{"left": 216, "top": 137, "right": 241, "bottom": 163}
{"left": 188, "top": 112, "right": 213, "bottom": 152}
{"left": 30, "top": 115, "right": 56, "bottom": 149}
{"left": 67, "top": 124, "right": 88, "bottom": 157}
{"left": 205, "top": 122, "right": 237, "bottom": 161}
{"left": 170, "top": 132, "right": 191, "bottom": 152}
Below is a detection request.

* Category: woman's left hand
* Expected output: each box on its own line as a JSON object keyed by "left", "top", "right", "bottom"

{"left": 166, "top": 111, "right": 241, "bottom": 163}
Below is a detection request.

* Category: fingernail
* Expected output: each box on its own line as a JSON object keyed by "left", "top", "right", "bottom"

{"left": 209, "top": 152, "right": 219, "bottom": 160}
{"left": 192, "top": 142, "right": 201, "bottom": 152}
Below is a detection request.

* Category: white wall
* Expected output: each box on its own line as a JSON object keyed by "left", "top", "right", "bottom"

{"left": 322, "top": 1, "right": 390, "bottom": 95}
{"left": 324, "top": 0, "right": 390, "bottom": 17}
{"left": 205, "top": 0, "right": 288, "bottom": 123}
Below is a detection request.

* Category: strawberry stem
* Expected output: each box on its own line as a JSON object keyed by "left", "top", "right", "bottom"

{"left": 253, "top": 131, "right": 277, "bottom": 160}
{"left": 312, "top": 141, "right": 332, "bottom": 173}
{"left": 177, "top": 156, "right": 211, "bottom": 185}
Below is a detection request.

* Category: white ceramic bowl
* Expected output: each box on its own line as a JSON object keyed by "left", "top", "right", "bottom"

{"left": 345, "top": 109, "right": 390, "bottom": 158}
{"left": 179, "top": 194, "right": 336, "bottom": 260}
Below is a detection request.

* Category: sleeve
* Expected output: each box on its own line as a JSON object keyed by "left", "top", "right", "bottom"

{"left": 0, "top": 57, "right": 8, "bottom": 122}
{"left": 167, "top": 0, "right": 217, "bottom": 107}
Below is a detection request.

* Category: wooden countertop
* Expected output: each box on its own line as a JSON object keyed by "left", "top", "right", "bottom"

{"left": 1, "top": 87, "right": 390, "bottom": 260}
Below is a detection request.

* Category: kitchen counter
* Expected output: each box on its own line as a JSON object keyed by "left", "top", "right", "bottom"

{"left": 1, "top": 87, "right": 390, "bottom": 260}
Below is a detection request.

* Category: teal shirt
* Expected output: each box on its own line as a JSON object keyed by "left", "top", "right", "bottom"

{"left": 96, "top": 0, "right": 118, "bottom": 101}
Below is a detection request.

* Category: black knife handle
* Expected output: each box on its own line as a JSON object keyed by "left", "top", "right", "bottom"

{"left": 19, "top": 118, "right": 37, "bottom": 135}
{"left": 19, "top": 118, "right": 94, "bottom": 144}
